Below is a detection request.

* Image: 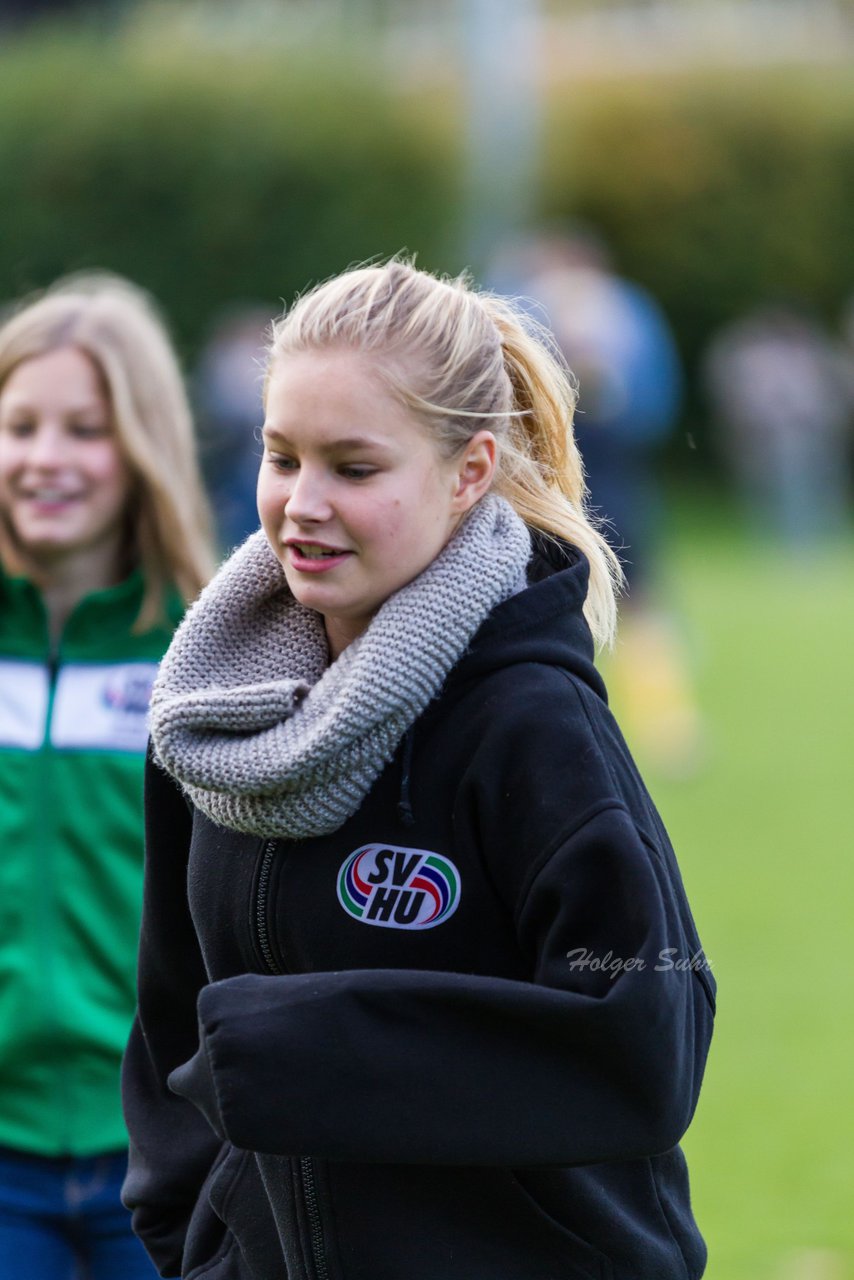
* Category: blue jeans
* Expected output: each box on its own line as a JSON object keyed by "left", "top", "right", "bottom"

{"left": 0, "top": 1148, "right": 155, "bottom": 1279}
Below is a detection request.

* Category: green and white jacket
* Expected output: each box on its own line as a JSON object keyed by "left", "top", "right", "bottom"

{"left": 0, "top": 564, "right": 182, "bottom": 1156}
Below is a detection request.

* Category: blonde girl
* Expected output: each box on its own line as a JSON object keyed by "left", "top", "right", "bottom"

{"left": 124, "top": 260, "right": 715, "bottom": 1280}
{"left": 0, "top": 273, "right": 213, "bottom": 1279}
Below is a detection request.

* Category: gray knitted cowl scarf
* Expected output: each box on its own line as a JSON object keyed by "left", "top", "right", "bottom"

{"left": 149, "top": 494, "right": 532, "bottom": 839}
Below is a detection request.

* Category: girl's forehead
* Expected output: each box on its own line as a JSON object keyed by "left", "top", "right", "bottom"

{"left": 268, "top": 344, "right": 388, "bottom": 387}
{"left": 0, "top": 346, "right": 108, "bottom": 413}
{"left": 265, "top": 349, "right": 415, "bottom": 430}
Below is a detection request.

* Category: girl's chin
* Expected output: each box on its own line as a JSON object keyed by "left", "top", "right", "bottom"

{"left": 8, "top": 520, "right": 125, "bottom": 569}
{"left": 11, "top": 531, "right": 76, "bottom": 556}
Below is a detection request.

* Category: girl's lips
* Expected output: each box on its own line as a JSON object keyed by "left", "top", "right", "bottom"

{"left": 286, "top": 544, "right": 353, "bottom": 574}
{"left": 20, "top": 494, "right": 80, "bottom": 514}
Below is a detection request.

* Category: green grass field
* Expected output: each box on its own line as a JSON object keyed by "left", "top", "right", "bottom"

{"left": 605, "top": 493, "right": 854, "bottom": 1280}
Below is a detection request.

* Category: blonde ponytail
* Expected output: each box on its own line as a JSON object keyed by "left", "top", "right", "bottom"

{"left": 481, "top": 296, "right": 623, "bottom": 648}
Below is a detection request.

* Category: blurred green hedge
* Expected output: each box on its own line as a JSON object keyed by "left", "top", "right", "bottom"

{"left": 2, "top": 31, "right": 852, "bottom": 407}
{"left": 0, "top": 34, "right": 458, "bottom": 356}
{"left": 544, "top": 68, "right": 854, "bottom": 371}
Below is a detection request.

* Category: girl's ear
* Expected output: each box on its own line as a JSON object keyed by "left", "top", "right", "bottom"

{"left": 451, "top": 430, "right": 497, "bottom": 514}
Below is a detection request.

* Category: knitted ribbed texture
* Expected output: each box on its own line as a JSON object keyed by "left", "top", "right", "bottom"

{"left": 149, "top": 495, "right": 532, "bottom": 838}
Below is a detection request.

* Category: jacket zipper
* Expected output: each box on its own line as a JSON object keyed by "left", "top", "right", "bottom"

{"left": 254, "top": 839, "right": 330, "bottom": 1280}
{"left": 255, "top": 839, "right": 282, "bottom": 975}
{"left": 300, "top": 1156, "right": 331, "bottom": 1280}
{"left": 43, "top": 643, "right": 73, "bottom": 1148}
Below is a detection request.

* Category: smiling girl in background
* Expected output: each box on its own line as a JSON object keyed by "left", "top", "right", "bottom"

{"left": 124, "top": 259, "right": 715, "bottom": 1280}
{"left": 0, "top": 274, "right": 213, "bottom": 1278}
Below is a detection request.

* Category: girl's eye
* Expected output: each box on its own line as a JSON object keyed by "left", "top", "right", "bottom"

{"left": 340, "top": 466, "right": 376, "bottom": 480}
{"left": 269, "top": 454, "right": 298, "bottom": 472}
{"left": 71, "top": 424, "right": 110, "bottom": 439}
{"left": 4, "top": 420, "right": 35, "bottom": 437}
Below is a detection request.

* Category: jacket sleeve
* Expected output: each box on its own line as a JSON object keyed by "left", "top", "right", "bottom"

{"left": 167, "top": 799, "right": 716, "bottom": 1168}
{"left": 121, "top": 751, "right": 223, "bottom": 1278}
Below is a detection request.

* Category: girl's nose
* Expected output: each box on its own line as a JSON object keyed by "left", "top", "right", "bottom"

{"left": 23, "top": 423, "right": 65, "bottom": 468}
{"left": 284, "top": 466, "right": 333, "bottom": 524}
{"left": 19, "top": 419, "right": 75, "bottom": 471}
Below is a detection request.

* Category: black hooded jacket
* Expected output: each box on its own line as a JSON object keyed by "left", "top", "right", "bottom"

{"left": 122, "top": 538, "right": 716, "bottom": 1280}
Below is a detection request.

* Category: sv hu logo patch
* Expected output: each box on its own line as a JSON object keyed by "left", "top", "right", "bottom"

{"left": 338, "top": 845, "right": 461, "bottom": 930}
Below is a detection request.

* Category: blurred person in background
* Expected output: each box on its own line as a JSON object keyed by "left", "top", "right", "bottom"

{"left": 0, "top": 274, "right": 214, "bottom": 1278}
{"left": 195, "top": 305, "right": 271, "bottom": 554}
{"left": 704, "top": 302, "right": 854, "bottom": 548}
{"left": 493, "top": 226, "right": 704, "bottom": 775}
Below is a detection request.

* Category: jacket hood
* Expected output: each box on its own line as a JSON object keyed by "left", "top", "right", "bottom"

{"left": 447, "top": 530, "right": 608, "bottom": 704}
